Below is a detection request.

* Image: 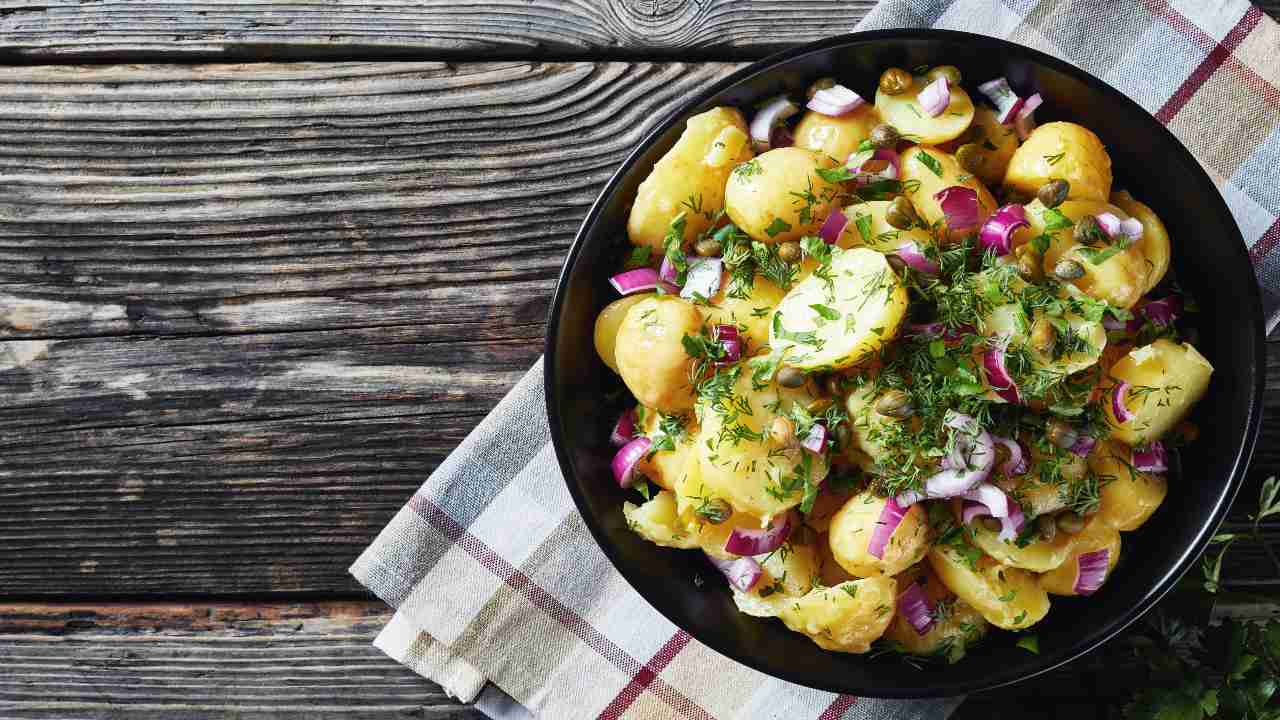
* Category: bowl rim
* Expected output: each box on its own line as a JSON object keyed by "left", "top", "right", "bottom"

{"left": 544, "top": 28, "right": 1266, "bottom": 697}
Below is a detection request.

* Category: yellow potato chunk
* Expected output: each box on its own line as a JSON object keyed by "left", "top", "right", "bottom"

{"left": 1039, "top": 519, "right": 1121, "bottom": 596}
{"left": 634, "top": 406, "right": 697, "bottom": 492}
{"left": 615, "top": 296, "right": 702, "bottom": 414}
{"left": 1105, "top": 339, "right": 1213, "bottom": 445}
{"left": 898, "top": 146, "right": 998, "bottom": 243}
{"left": 778, "top": 576, "right": 898, "bottom": 653}
{"left": 942, "top": 105, "right": 1020, "bottom": 186}
{"left": 1021, "top": 199, "right": 1150, "bottom": 309}
{"left": 701, "top": 275, "right": 786, "bottom": 354}
{"left": 885, "top": 564, "right": 989, "bottom": 661}
{"left": 832, "top": 200, "right": 935, "bottom": 253}
{"left": 997, "top": 443, "right": 1087, "bottom": 517}
{"left": 693, "top": 367, "right": 829, "bottom": 520}
{"left": 770, "top": 247, "right": 909, "bottom": 370}
{"left": 1090, "top": 439, "right": 1168, "bottom": 531}
{"left": 731, "top": 541, "right": 821, "bottom": 617}
{"left": 1110, "top": 190, "right": 1172, "bottom": 294}
{"left": 793, "top": 104, "right": 881, "bottom": 162}
{"left": 1004, "top": 121, "right": 1112, "bottom": 202}
{"left": 628, "top": 107, "right": 753, "bottom": 252}
{"left": 725, "top": 147, "right": 842, "bottom": 244}
{"left": 968, "top": 522, "right": 1075, "bottom": 572}
{"left": 594, "top": 293, "right": 654, "bottom": 373}
{"left": 928, "top": 547, "right": 1050, "bottom": 630}
{"left": 829, "top": 491, "right": 930, "bottom": 577}
{"left": 875, "top": 77, "right": 976, "bottom": 145}
{"left": 980, "top": 272, "right": 1107, "bottom": 378}
{"left": 623, "top": 491, "right": 699, "bottom": 550}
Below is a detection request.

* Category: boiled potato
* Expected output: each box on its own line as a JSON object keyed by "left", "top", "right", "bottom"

{"left": 980, "top": 272, "right": 1107, "bottom": 377}
{"left": 594, "top": 293, "right": 653, "bottom": 372}
{"left": 634, "top": 406, "right": 697, "bottom": 492}
{"left": 770, "top": 247, "right": 909, "bottom": 370}
{"left": 628, "top": 107, "right": 753, "bottom": 252}
{"left": 969, "top": 521, "right": 1075, "bottom": 572}
{"left": 1019, "top": 199, "right": 1150, "bottom": 309}
{"left": 898, "top": 146, "right": 998, "bottom": 243}
{"left": 1105, "top": 339, "right": 1213, "bottom": 445}
{"left": 885, "top": 564, "right": 989, "bottom": 661}
{"left": 832, "top": 200, "right": 935, "bottom": 252}
{"left": 794, "top": 105, "right": 881, "bottom": 161}
{"left": 673, "top": 454, "right": 770, "bottom": 558}
{"left": 1110, "top": 190, "right": 1172, "bottom": 294}
{"left": 817, "top": 533, "right": 859, "bottom": 585}
{"left": 623, "top": 490, "right": 699, "bottom": 550}
{"left": 725, "top": 147, "right": 843, "bottom": 244}
{"left": 1090, "top": 439, "right": 1168, "bottom": 531}
{"left": 997, "top": 442, "right": 1087, "bottom": 516}
{"left": 778, "top": 576, "right": 898, "bottom": 653}
{"left": 942, "top": 105, "right": 1020, "bottom": 186}
{"left": 844, "top": 383, "right": 908, "bottom": 465}
{"left": 693, "top": 366, "right": 829, "bottom": 520}
{"left": 732, "top": 540, "right": 822, "bottom": 617}
{"left": 875, "top": 76, "right": 976, "bottom": 145}
{"left": 928, "top": 547, "right": 1050, "bottom": 630}
{"left": 702, "top": 275, "right": 786, "bottom": 353}
{"left": 1039, "top": 519, "right": 1121, "bottom": 596}
{"left": 615, "top": 296, "right": 702, "bottom": 414}
{"left": 1004, "top": 121, "right": 1112, "bottom": 202}
{"left": 829, "top": 491, "right": 931, "bottom": 577}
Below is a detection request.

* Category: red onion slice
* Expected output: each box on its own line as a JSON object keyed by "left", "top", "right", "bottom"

{"left": 934, "top": 186, "right": 980, "bottom": 232}
{"left": 801, "top": 424, "right": 828, "bottom": 454}
{"left": 1133, "top": 441, "right": 1168, "bottom": 473}
{"left": 1016, "top": 92, "right": 1043, "bottom": 120}
{"left": 897, "top": 582, "right": 936, "bottom": 636}
{"left": 1095, "top": 213, "right": 1144, "bottom": 242}
{"left": 917, "top": 76, "right": 951, "bottom": 117}
{"left": 867, "top": 496, "right": 907, "bottom": 559}
{"left": 1095, "top": 212, "right": 1121, "bottom": 238}
{"left": 680, "top": 258, "right": 723, "bottom": 300}
{"left": 657, "top": 256, "right": 681, "bottom": 294}
{"left": 610, "top": 268, "right": 660, "bottom": 295}
{"left": 893, "top": 241, "right": 941, "bottom": 275}
{"left": 712, "top": 324, "right": 741, "bottom": 366}
{"left": 847, "top": 148, "right": 901, "bottom": 186}
{"left": 978, "top": 204, "right": 1029, "bottom": 256}
{"left": 724, "top": 511, "right": 795, "bottom": 557}
{"left": 1074, "top": 548, "right": 1110, "bottom": 596}
{"left": 977, "top": 77, "right": 1025, "bottom": 124}
{"left": 1140, "top": 296, "right": 1182, "bottom": 326}
{"left": 1014, "top": 112, "right": 1037, "bottom": 141}
{"left": 612, "top": 436, "right": 652, "bottom": 488}
{"left": 1111, "top": 381, "right": 1135, "bottom": 424}
{"left": 1102, "top": 315, "right": 1128, "bottom": 331}
{"left": 963, "top": 488, "right": 1025, "bottom": 542}
{"left": 610, "top": 408, "right": 636, "bottom": 447}
{"left": 807, "top": 84, "right": 866, "bottom": 116}
{"left": 992, "top": 435, "right": 1027, "bottom": 476}
{"left": 819, "top": 208, "right": 848, "bottom": 245}
{"left": 983, "top": 342, "right": 1021, "bottom": 404}
{"left": 770, "top": 125, "right": 794, "bottom": 149}
{"left": 961, "top": 500, "right": 988, "bottom": 526}
{"left": 1001, "top": 499, "right": 1026, "bottom": 543}
{"left": 1069, "top": 435, "right": 1097, "bottom": 458}
{"left": 707, "top": 553, "right": 763, "bottom": 592}
{"left": 897, "top": 412, "right": 995, "bottom": 505}
{"left": 750, "top": 96, "right": 800, "bottom": 151}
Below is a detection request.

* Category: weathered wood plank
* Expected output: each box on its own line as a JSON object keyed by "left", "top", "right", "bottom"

{"left": 0, "top": 601, "right": 485, "bottom": 719}
{"left": 0, "top": 1, "right": 879, "bottom": 61}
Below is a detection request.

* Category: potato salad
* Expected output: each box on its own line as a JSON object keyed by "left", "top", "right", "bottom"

{"left": 594, "top": 64, "right": 1212, "bottom": 662}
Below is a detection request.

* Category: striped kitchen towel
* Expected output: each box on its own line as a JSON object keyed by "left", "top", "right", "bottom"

{"left": 351, "top": 1, "right": 1280, "bottom": 718}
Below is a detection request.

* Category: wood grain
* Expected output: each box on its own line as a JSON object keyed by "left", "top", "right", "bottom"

{"left": 0, "top": 1, "right": 878, "bottom": 61}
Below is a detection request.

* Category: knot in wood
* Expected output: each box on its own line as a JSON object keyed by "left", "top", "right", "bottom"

{"left": 608, "top": 0, "right": 707, "bottom": 43}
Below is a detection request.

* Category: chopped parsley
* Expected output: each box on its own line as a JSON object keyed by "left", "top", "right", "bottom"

{"left": 916, "top": 150, "right": 944, "bottom": 177}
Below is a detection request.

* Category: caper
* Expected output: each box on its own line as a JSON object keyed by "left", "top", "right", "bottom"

{"left": 696, "top": 498, "right": 733, "bottom": 525}
{"left": 806, "top": 77, "right": 837, "bottom": 100}
{"left": 869, "top": 123, "right": 901, "bottom": 149}
{"left": 1073, "top": 215, "right": 1104, "bottom": 246}
{"left": 1046, "top": 418, "right": 1079, "bottom": 450}
{"left": 885, "top": 196, "right": 919, "bottom": 230}
{"left": 834, "top": 423, "right": 852, "bottom": 449}
{"left": 878, "top": 67, "right": 913, "bottom": 96}
{"left": 874, "top": 389, "right": 914, "bottom": 419}
{"left": 825, "top": 374, "right": 846, "bottom": 397}
{"left": 926, "top": 65, "right": 962, "bottom": 85}
{"left": 1001, "top": 187, "right": 1033, "bottom": 205}
{"left": 1053, "top": 259, "right": 1085, "bottom": 280}
{"left": 1037, "top": 179, "right": 1070, "bottom": 208}
{"left": 1030, "top": 316, "right": 1057, "bottom": 355}
{"left": 1036, "top": 514, "right": 1058, "bottom": 542}
{"left": 955, "top": 143, "right": 987, "bottom": 174}
{"left": 694, "top": 238, "right": 723, "bottom": 257}
{"left": 770, "top": 416, "right": 796, "bottom": 448}
{"left": 778, "top": 240, "right": 802, "bottom": 263}
{"left": 1014, "top": 244, "right": 1043, "bottom": 282}
{"left": 1056, "top": 511, "right": 1085, "bottom": 535}
{"left": 806, "top": 397, "right": 834, "bottom": 415}
{"left": 981, "top": 516, "right": 1003, "bottom": 533}
{"left": 777, "top": 366, "right": 806, "bottom": 388}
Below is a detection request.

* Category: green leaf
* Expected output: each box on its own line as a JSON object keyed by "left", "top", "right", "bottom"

{"left": 1199, "top": 690, "right": 1218, "bottom": 716}
{"left": 1255, "top": 475, "right": 1280, "bottom": 521}
{"left": 817, "top": 166, "right": 857, "bottom": 183}
{"left": 765, "top": 217, "right": 793, "bottom": 238}
{"left": 1030, "top": 233, "right": 1051, "bottom": 257}
{"left": 625, "top": 245, "right": 652, "bottom": 270}
{"left": 810, "top": 303, "right": 841, "bottom": 321}
{"left": 1077, "top": 239, "right": 1132, "bottom": 266}
{"left": 1016, "top": 635, "right": 1039, "bottom": 654}
{"left": 1041, "top": 207, "right": 1075, "bottom": 232}
{"left": 916, "top": 150, "right": 943, "bottom": 177}
{"left": 855, "top": 212, "right": 874, "bottom": 244}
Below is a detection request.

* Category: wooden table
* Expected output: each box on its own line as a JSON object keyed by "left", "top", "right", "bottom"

{"left": 1, "top": 2, "right": 1278, "bottom": 718}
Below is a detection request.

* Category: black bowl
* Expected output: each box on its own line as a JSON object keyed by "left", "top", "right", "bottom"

{"left": 544, "top": 29, "right": 1264, "bottom": 697}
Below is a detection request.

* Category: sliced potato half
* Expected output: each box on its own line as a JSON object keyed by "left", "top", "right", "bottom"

{"left": 875, "top": 77, "right": 976, "bottom": 145}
